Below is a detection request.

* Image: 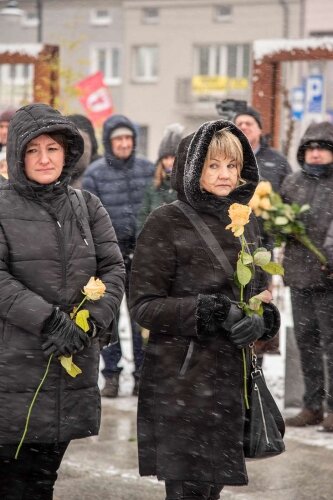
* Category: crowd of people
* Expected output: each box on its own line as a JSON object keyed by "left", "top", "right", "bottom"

{"left": 0, "top": 100, "right": 332, "bottom": 499}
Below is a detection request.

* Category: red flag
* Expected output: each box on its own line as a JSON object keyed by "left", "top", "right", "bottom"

{"left": 76, "top": 72, "right": 113, "bottom": 125}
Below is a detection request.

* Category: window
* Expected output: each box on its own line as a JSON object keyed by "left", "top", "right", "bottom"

{"left": 21, "top": 11, "right": 39, "bottom": 27}
{"left": 214, "top": 5, "right": 233, "bottom": 22}
{"left": 142, "top": 7, "right": 159, "bottom": 24}
{"left": 90, "top": 9, "right": 112, "bottom": 26}
{"left": 91, "top": 45, "right": 121, "bottom": 85}
{"left": 194, "top": 44, "right": 250, "bottom": 78}
{"left": 133, "top": 46, "right": 158, "bottom": 82}
{"left": 2, "top": 63, "right": 34, "bottom": 85}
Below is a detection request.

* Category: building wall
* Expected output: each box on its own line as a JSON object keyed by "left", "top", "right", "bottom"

{"left": 123, "top": 0, "right": 301, "bottom": 159}
{"left": 2, "top": 0, "right": 332, "bottom": 160}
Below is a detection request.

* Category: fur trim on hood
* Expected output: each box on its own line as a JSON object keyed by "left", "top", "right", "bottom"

{"left": 171, "top": 120, "right": 259, "bottom": 214}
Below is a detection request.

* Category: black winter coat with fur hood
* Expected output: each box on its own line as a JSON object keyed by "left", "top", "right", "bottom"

{"left": 129, "top": 120, "right": 278, "bottom": 485}
{"left": 0, "top": 104, "right": 125, "bottom": 445}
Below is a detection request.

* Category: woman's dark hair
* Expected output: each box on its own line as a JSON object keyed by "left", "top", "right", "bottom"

{"left": 24, "top": 132, "right": 69, "bottom": 162}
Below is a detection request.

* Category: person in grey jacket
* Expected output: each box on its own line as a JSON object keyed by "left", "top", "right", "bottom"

{"left": 281, "top": 121, "right": 333, "bottom": 431}
{"left": 0, "top": 103, "right": 125, "bottom": 498}
{"left": 83, "top": 114, "right": 154, "bottom": 398}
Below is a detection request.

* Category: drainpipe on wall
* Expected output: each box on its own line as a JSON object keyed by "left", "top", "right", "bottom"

{"left": 278, "top": 0, "right": 290, "bottom": 38}
{"left": 299, "top": 0, "right": 306, "bottom": 37}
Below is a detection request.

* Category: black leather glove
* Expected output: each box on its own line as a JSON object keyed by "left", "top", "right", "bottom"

{"left": 229, "top": 314, "right": 265, "bottom": 349}
{"left": 196, "top": 293, "right": 244, "bottom": 338}
{"left": 42, "top": 308, "right": 91, "bottom": 357}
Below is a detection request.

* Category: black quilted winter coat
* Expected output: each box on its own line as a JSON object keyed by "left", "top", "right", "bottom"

{"left": 0, "top": 104, "right": 125, "bottom": 445}
{"left": 129, "top": 121, "right": 275, "bottom": 485}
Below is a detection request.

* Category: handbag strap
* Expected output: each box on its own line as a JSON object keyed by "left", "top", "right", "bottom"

{"left": 74, "top": 188, "right": 89, "bottom": 218}
{"left": 172, "top": 200, "right": 239, "bottom": 300}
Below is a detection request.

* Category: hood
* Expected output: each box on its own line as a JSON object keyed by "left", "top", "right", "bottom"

{"left": 102, "top": 114, "right": 137, "bottom": 164}
{"left": 157, "top": 123, "right": 184, "bottom": 162}
{"left": 297, "top": 121, "right": 333, "bottom": 167}
{"left": 171, "top": 120, "right": 259, "bottom": 214}
{"left": 6, "top": 103, "right": 84, "bottom": 188}
{"left": 67, "top": 113, "right": 99, "bottom": 162}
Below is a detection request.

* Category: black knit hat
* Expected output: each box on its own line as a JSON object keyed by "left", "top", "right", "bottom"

{"left": 157, "top": 123, "right": 184, "bottom": 161}
{"left": 234, "top": 106, "right": 262, "bottom": 129}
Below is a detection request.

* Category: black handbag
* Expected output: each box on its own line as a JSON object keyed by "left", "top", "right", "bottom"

{"left": 243, "top": 348, "right": 285, "bottom": 459}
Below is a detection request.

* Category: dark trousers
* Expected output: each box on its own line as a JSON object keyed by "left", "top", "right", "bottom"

{"left": 0, "top": 441, "right": 69, "bottom": 500}
{"left": 290, "top": 287, "right": 333, "bottom": 411}
{"left": 101, "top": 251, "right": 143, "bottom": 380}
{"left": 165, "top": 480, "right": 224, "bottom": 500}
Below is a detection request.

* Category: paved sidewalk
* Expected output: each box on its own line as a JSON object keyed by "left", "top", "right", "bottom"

{"left": 54, "top": 394, "right": 333, "bottom": 500}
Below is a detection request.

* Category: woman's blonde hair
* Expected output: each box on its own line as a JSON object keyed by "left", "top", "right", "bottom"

{"left": 153, "top": 160, "right": 166, "bottom": 188}
{"left": 206, "top": 128, "right": 245, "bottom": 183}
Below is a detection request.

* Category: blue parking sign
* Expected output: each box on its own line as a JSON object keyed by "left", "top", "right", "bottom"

{"left": 306, "top": 75, "right": 323, "bottom": 114}
{"left": 291, "top": 87, "right": 305, "bottom": 120}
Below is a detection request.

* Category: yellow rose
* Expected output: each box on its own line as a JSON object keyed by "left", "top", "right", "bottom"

{"left": 255, "top": 180, "right": 272, "bottom": 197}
{"left": 83, "top": 277, "right": 106, "bottom": 301}
{"left": 259, "top": 197, "right": 272, "bottom": 211}
{"left": 248, "top": 193, "right": 260, "bottom": 211}
{"left": 225, "top": 203, "right": 252, "bottom": 237}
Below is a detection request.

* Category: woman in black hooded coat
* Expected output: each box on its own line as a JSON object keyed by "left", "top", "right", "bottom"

{"left": 0, "top": 103, "right": 125, "bottom": 498}
{"left": 129, "top": 120, "right": 280, "bottom": 499}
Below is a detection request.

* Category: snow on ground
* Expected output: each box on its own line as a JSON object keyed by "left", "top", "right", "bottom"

{"left": 100, "top": 288, "right": 333, "bottom": 452}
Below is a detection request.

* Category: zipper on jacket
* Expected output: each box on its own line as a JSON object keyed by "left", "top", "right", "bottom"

{"left": 255, "top": 384, "right": 270, "bottom": 445}
{"left": 179, "top": 339, "right": 195, "bottom": 377}
{"left": 54, "top": 219, "right": 67, "bottom": 301}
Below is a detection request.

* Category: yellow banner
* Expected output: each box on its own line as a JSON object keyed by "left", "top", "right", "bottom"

{"left": 192, "top": 75, "right": 248, "bottom": 93}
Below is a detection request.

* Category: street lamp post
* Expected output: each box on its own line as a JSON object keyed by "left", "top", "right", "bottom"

{"left": 0, "top": 0, "right": 43, "bottom": 43}
{"left": 36, "top": 0, "right": 42, "bottom": 43}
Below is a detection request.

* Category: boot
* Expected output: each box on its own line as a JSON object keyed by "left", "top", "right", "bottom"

{"left": 285, "top": 407, "right": 323, "bottom": 427}
{"left": 101, "top": 373, "right": 120, "bottom": 398}
{"left": 321, "top": 412, "right": 333, "bottom": 432}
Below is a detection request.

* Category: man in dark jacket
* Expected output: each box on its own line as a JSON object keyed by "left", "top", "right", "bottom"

{"left": 234, "top": 106, "right": 292, "bottom": 191}
{"left": 83, "top": 114, "right": 154, "bottom": 397}
{"left": 281, "top": 121, "right": 333, "bottom": 431}
{"left": 234, "top": 107, "right": 291, "bottom": 360}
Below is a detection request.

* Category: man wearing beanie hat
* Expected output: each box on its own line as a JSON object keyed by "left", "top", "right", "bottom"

{"left": 281, "top": 121, "right": 333, "bottom": 432}
{"left": 83, "top": 114, "right": 154, "bottom": 398}
{"left": 234, "top": 106, "right": 291, "bottom": 192}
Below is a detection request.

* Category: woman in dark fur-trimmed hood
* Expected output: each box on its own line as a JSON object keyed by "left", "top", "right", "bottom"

{"left": 129, "top": 120, "right": 280, "bottom": 498}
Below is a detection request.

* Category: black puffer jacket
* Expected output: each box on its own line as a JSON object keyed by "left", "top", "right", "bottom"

{"left": 255, "top": 143, "right": 292, "bottom": 192}
{"left": 0, "top": 104, "right": 125, "bottom": 445}
{"left": 129, "top": 121, "right": 278, "bottom": 485}
{"left": 281, "top": 121, "right": 333, "bottom": 289}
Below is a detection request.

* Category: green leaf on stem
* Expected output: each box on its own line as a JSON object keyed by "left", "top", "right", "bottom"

{"left": 253, "top": 249, "right": 271, "bottom": 266}
{"left": 275, "top": 216, "right": 289, "bottom": 225}
{"left": 241, "top": 252, "right": 253, "bottom": 265}
{"left": 261, "top": 261, "right": 284, "bottom": 275}
{"left": 237, "top": 260, "right": 252, "bottom": 286}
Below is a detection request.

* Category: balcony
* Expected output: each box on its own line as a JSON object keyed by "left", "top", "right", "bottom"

{"left": 175, "top": 76, "right": 250, "bottom": 118}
